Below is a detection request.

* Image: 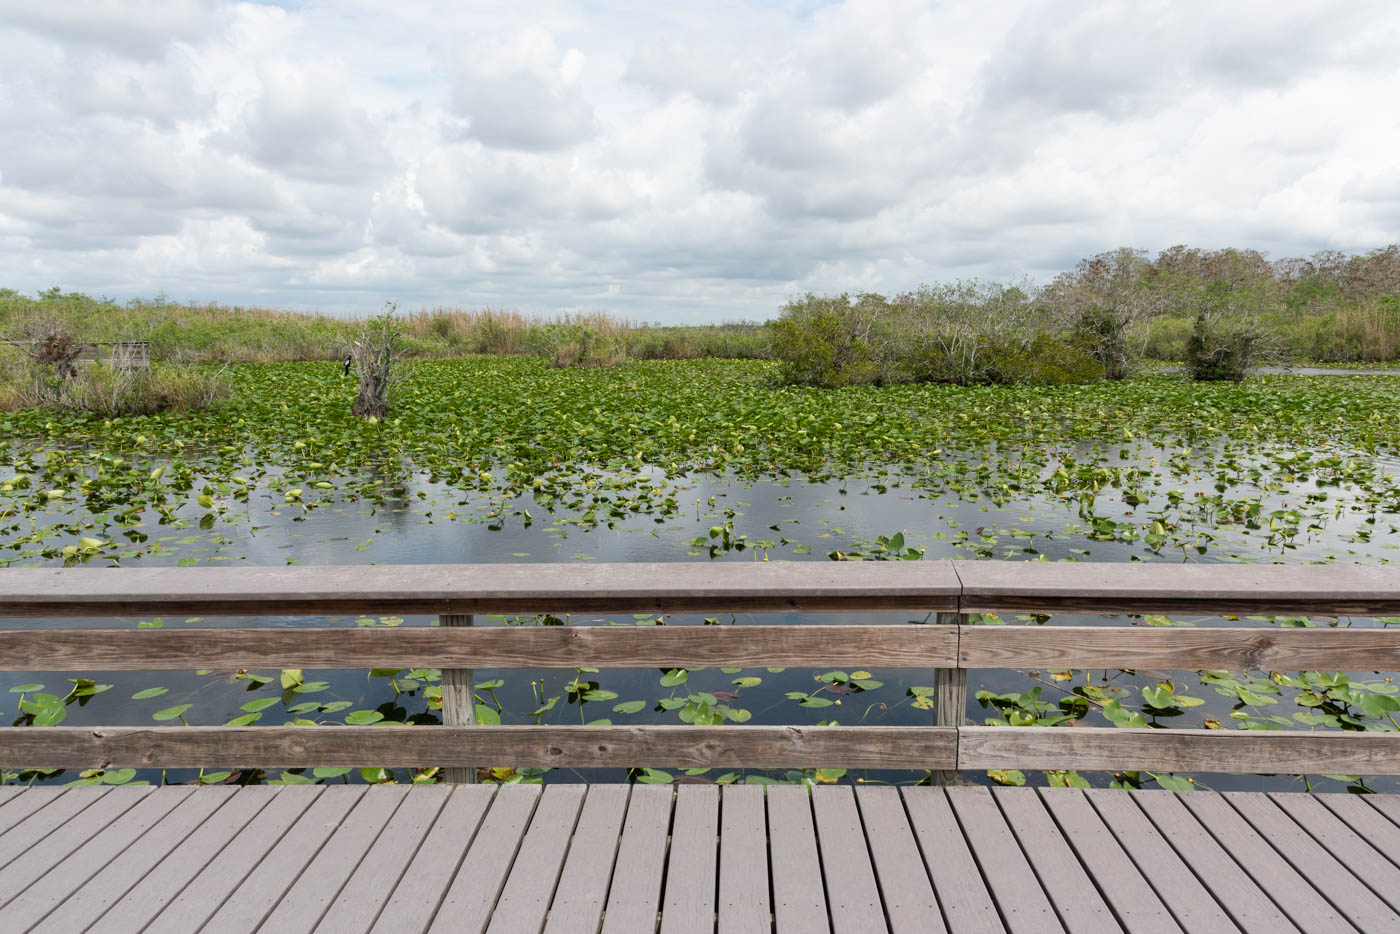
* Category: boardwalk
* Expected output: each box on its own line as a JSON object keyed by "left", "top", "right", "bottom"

{"left": 2, "top": 784, "right": 1400, "bottom": 932}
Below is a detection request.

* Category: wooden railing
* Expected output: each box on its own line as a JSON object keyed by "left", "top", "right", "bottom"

{"left": 2, "top": 562, "right": 1400, "bottom": 781}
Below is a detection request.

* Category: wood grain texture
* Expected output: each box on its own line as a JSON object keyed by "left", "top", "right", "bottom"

{"left": 428, "top": 784, "right": 542, "bottom": 934}
{"left": 765, "top": 785, "right": 830, "bottom": 934}
{"left": 1082, "top": 789, "right": 1235, "bottom": 932}
{"left": 812, "top": 786, "right": 888, "bottom": 934}
{"left": 957, "top": 561, "right": 1400, "bottom": 615}
{"left": 1129, "top": 791, "right": 1300, "bottom": 934}
{"left": 717, "top": 784, "right": 770, "bottom": 934}
{"left": 957, "top": 726, "right": 1400, "bottom": 774}
{"left": 0, "top": 624, "right": 958, "bottom": 671}
{"left": 1224, "top": 792, "right": 1400, "bottom": 931}
{"left": 487, "top": 784, "right": 587, "bottom": 934}
{"left": 260, "top": 784, "right": 412, "bottom": 934}
{"left": 961, "top": 625, "right": 1400, "bottom": 671}
{"left": 945, "top": 787, "right": 1065, "bottom": 934}
{"left": 660, "top": 784, "right": 719, "bottom": 934}
{"left": 599, "top": 784, "right": 672, "bottom": 934}
{"left": 853, "top": 787, "right": 945, "bottom": 934}
{"left": 316, "top": 786, "right": 452, "bottom": 934}
{"left": 543, "top": 784, "right": 630, "bottom": 934}
{"left": 900, "top": 788, "right": 1002, "bottom": 934}
{"left": 32, "top": 786, "right": 240, "bottom": 932}
{"left": 0, "top": 561, "right": 960, "bottom": 616}
{"left": 369, "top": 785, "right": 496, "bottom": 934}
{"left": 0, "top": 725, "right": 958, "bottom": 770}
{"left": 84, "top": 785, "right": 287, "bottom": 933}
{"left": 993, "top": 787, "right": 1120, "bottom": 933}
{"left": 1174, "top": 792, "right": 1359, "bottom": 933}
{"left": 439, "top": 613, "right": 476, "bottom": 785}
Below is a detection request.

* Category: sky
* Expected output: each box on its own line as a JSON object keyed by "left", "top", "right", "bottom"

{"left": 1, "top": 0, "right": 1397, "bottom": 322}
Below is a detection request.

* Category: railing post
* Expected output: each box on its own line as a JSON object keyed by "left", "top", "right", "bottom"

{"left": 439, "top": 613, "right": 476, "bottom": 784}
{"left": 933, "top": 610, "right": 966, "bottom": 786}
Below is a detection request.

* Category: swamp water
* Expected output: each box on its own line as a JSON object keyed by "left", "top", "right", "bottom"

{"left": 2, "top": 359, "right": 1399, "bottom": 792}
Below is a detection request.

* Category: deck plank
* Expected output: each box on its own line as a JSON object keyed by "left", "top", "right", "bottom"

{"left": 813, "top": 785, "right": 888, "bottom": 934}
{"left": 1316, "top": 794, "right": 1400, "bottom": 873}
{"left": 0, "top": 785, "right": 192, "bottom": 927}
{"left": 0, "top": 787, "right": 113, "bottom": 872}
{"left": 0, "top": 788, "right": 66, "bottom": 837}
{"left": 660, "top": 784, "right": 720, "bottom": 934}
{"left": 262, "top": 783, "right": 412, "bottom": 933}
{"left": 947, "top": 787, "right": 1064, "bottom": 934}
{"left": 9, "top": 783, "right": 1400, "bottom": 933}
{"left": 1269, "top": 793, "right": 1400, "bottom": 914}
{"left": 1035, "top": 789, "right": 1182, "bottom": 934}
{"left": 600, "top": 783, "right": 674, "bottom": 934}
{"left": 426, "top": 783, "right": 542, "bottom": 934}
{"left": 487, "top": 784, "right": 588, "bottom": 934}
{"left": 854, "top": 786, "right": 943, "bottom": 934}
{"left": 900, "top": 787, "right": 1000, "bottom": 934}
{"left": 993, "top": 787, "right": 1119, "bottom": 933}
{"left": 317, "top": 785, "right": 453, "bottom": 934}
{"left": 1131, "top": 791, "right": 1298, "bottom": 934}
{"left": 1176, "top": 791, "right": 1358, "bottom": 933}
{"left": 766, "top": 784, "right": 830, "bottom": 934}
{"left": 34, "top": 785, "right": 244, "bottom": 932}
{"left": 0, "top": 786, "right": 153, "bottom": 908}
{"left": 1225, "top": 792, "right": 1400, "bottom": 931}
{"left": 718, "top": 784, "right": 771, "bottom": 934}
{"left": 89, "top": 785, "right": 289, "bottom": 931}
{"left": 370, "top": 784, "right": 496, "bottom": 934}
{"left": 136, "top": 785, "right": 331, "bottom": 933}
{"left": 195, "top": 784, "right": 368, "bottom": 933}
{"left": 1082, "top": 789, "right": 1236, "bottom": 932}
{"left": 543, "top": 784, "right": 630, "bottom": 934}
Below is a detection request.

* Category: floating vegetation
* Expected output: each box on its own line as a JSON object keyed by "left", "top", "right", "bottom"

{"left": 2, "top": 358, "right": 1399, "bottom": 789}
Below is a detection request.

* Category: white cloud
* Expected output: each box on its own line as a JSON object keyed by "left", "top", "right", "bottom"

{"left": 0, "top": 0, "right": 1396, "bottom": 319}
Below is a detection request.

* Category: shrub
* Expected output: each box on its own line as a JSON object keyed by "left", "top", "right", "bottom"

{"left": 0, "top": 360, "right": 226, "bottom": 415}
{"left": 1143, "top": 316, "right": 1193, "bottom": 359}
{"left": 768, "top": 294, "right": 889, "bottom": 387}
{"left": 550, "top": 326, "right": 626, "bottom": 368}
{"left": 1184, "top": 311, "right": 1279, "bottom": 381}
{"left": 983, "top": 335, "right": 1105, "bottom": 384}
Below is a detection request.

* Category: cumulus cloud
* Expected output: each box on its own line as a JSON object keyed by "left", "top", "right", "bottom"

{"left": 0, "top": 0, "right": 216, "bottom": 60}
{"left": 0, "top": 0, "right": 1396, "bottom": 319}
{"left": 445, "top": 26, "right": 597, "bottom": 151}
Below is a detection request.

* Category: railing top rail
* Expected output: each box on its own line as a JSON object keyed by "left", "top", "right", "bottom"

{"left": 1, "top": 562, "right": 1398, "bottom": 618}
{"left": 0, "top": 562, "right": 963, "bottom": 617}
{"left": 957, "top": 561, "right": 1400, "bottom": 614}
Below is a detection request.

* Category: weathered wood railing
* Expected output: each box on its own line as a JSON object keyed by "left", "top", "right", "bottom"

{"left": 2, "top": 562, "right": 1400, "bottom": 780}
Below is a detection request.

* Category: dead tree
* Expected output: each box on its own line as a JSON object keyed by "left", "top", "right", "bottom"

{"left": 347, "top": 304, "right": 401, "bottom": 418}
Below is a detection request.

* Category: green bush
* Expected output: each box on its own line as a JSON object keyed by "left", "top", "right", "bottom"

{"left": 984, "top": 335, "right": 1105, "bottom": 384}
{"left": 1143, "top": 316, "right": 1193, "bottom": 360}
{"left": 1185, "top": 312, "right": 1277, "bottom": 381}
{"left": 769, "top": 294, "right": 888, "bottom": 387}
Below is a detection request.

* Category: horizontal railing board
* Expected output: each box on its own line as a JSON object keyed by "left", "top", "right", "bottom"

{"left": 959, "top": 626, "right": 1400, "bottom": 671}
{"left": 0, "top": 625, "right": 958, "bottom": 671}
{"left": 957, "top": 726, "right": 1400, "bottom": 774}
{"left": 957, "top": 562, "right": 1400, "bottom": 615}
{"left": 0, "top": 563, "right": 961, "bottom": 617}
{"left": 7, "top": 724, "right": 1400, "bottom": 774}
{"left": 0, "top": 726, "right": 958, "bottom": 770}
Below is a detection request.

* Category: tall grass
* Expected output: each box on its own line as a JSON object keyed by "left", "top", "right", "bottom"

{"left": 0, "top": 348, "right": 226, "bottom": 415}
{"left": 0, "top": 289, "right": 770, "bottom": 365}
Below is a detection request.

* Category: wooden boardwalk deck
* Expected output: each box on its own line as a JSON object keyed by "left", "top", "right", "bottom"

{"left": 3, "top": 785, "right": 1400, "bottom": 933}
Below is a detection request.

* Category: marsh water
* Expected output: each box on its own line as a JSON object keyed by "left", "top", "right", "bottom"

{"left": 5, "top": 447, "right": 1398, "bottom": 792}
{"left": 4, "top": 360, "right": 1400, "bottom": 790}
